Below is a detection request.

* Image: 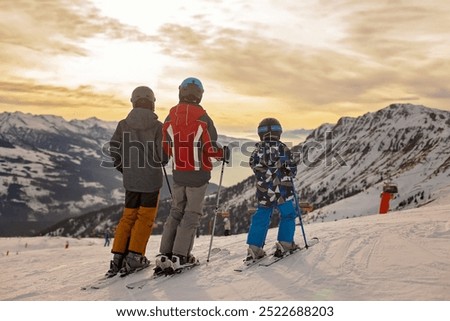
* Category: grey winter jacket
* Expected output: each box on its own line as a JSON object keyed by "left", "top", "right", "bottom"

{"left": 109, "top": 108, "right": 164, "bottom": 193}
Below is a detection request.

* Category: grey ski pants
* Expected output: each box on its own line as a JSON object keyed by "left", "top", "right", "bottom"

{"left": 159, "top": 182, "right": 208, "bottom": 257}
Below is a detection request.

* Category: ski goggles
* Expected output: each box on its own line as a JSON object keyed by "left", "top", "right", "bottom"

{"left": 258, "top": 125, "right": 282, "bottom": 133}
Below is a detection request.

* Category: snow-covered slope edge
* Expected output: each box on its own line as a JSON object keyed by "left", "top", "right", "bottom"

{"left": 1, "top": 185, "right": 449, "bottom": 301}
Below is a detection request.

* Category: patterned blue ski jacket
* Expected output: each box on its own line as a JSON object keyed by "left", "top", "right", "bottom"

{"left": 250, "top": 140, "right": 298, "bottom": 207}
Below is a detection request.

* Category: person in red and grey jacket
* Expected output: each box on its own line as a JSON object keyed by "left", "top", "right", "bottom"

{"left": 156, "top": 77, "right": 228, "bottom": 274}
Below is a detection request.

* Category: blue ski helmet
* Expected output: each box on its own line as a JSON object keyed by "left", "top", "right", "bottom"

{"left": 179, "top": 77, "right": 204, "bottom": 104}
{"left": 257, "top": 118, "right": 282, "bottom": 140}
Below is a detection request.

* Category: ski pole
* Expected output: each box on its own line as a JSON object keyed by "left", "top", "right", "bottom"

{"left": 162, "top": 164, "right": 172, "bottom": 198}
{"left": 154, "top": 146, "right": 172, "bottom": 199}
{"left": 292, "top": 183, "right": 309, "bottom": 248}
{"left": 207, "top": 155, "right": 226, "bottom": 262}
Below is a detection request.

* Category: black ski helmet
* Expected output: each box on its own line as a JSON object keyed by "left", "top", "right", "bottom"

{"left": 130, "top": 86, "right": 156, "bottom": 110}
{"left": 179, "top": 77, "right": 204, "bottom": 104}
{"left": 257, "top": 118, "right": 283, "bottom": 140}
{"left": 131, "top": 86, "right": 155, "bottom": 104}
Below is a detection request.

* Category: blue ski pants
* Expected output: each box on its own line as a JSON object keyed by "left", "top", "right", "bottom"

{"left": 246, "top": 200, "right": 297, "bottom": 248}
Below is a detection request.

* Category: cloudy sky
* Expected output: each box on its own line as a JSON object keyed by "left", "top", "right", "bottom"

{"left": 1, "top": 0, "right": 450, "bottom": 138}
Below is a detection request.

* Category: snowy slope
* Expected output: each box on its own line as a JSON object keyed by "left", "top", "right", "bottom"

{"left": 1, "top": 189, "right": 449, "bottom": 302}
{"left": 218, "top": 103, "right": 450, "bottom": 228}
{"left": 299, "top": 104, "right": 450, "bottom": 223}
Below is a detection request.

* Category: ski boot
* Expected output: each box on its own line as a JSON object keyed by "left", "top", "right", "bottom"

{"left": 164, "top": 254, "right": 197, "bottom": 275}
{"left": 154, "top": 254, "right": 172, "bottom": 276}
{"left": 119, "top": 252, "right": 150, "bottom": 276}
{"left": 274, "top": 241, "right": 299, "bottom": 258}
{"left": 245, "top": 245, "right": 266, "bottom": 262}
{"left": 105, "top": 253, "right": 124, "bottom": 278}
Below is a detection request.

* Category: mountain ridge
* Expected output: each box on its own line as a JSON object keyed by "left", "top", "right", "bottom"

{"left": 216, "top": 103, "right": 450, "bottom": 229}
{"left": 1, "top": 103, "right": 450, "bottom": 237}
{"left": 0, "top": 111, "right": 250, "bottom": 236}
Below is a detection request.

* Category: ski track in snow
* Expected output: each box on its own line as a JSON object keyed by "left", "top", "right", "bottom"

{"left": 1, "top": 200, "right": 450, "bottom": 301}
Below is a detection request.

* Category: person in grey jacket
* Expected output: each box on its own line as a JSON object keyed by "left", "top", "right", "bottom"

{"left": 106, "top": 86, "right": 164, "bottom": 277}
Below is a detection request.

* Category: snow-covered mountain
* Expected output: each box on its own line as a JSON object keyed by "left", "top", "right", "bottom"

{"left": 0, "top": 112, "right": 123, "bottom": 236}
{"left": 2, "top": 103, "right": 450, "bottom": 238}
{"left": 0, "top": 111, "right": 248, "bottom": 237}
{"left": 217, "top": 103, "right": 450, "bottom": 229}
{"left": 299, "top": 103, "right": 450, "bottom": 223}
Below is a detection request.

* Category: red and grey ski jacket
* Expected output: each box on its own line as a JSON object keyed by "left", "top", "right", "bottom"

{"left": 162, "top": 102, "right": 223, "bottom": 186}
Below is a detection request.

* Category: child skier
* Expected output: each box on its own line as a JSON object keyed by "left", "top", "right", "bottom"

{"left": 246, "top": 118, "right": 299, "bottom": 261}
{"left": 156, "top": 77, "right": 227, "bottom": 274}
{"left": 106, "top": 86, "right": 165, "bottom": 277}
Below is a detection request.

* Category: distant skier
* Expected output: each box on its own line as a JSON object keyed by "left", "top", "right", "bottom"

{"left": 223, "top": 217, "right": 231, "bottom": 236}
{"left": 155, "top": 77, "right": 228, "bottom": 274}
{"left": 106, "top": 86, "right": 165, "bottom": 277}
{"left": 104, "top": 230, "right": 110, "bottom": 247}
{"left": 245, "top": 118, "right": 299, "bottom": 261}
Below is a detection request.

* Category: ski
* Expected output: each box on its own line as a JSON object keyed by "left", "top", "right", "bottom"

{"left": 125, "top": 247, "right": 227, "bottom": 290}
{"left": 233, "top": 255, "right": 268, "bottom": 272}
{"left": 81, "top": 275, "right": 121, "bottom": 290}
{"left": 260, "top": 237, "right": 319, "bottom": 267}
{"left": 81, "top": 264, "right": 152, "bottom": 290}
{"left": 125, "top": 269, "right": 167, "bottom": 289}
{"left": 125, "top": 261, "right": 199, "bottom": 290}
{"left": 234, "top": 237, "right": 320, "bottom": 272}
{"left": 118, "top": 262, "right": 151, "bottom": 278}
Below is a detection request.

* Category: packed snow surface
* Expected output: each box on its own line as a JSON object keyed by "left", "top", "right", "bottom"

{"left": 1, "top": 195, "right": 449, "bottom": 301}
